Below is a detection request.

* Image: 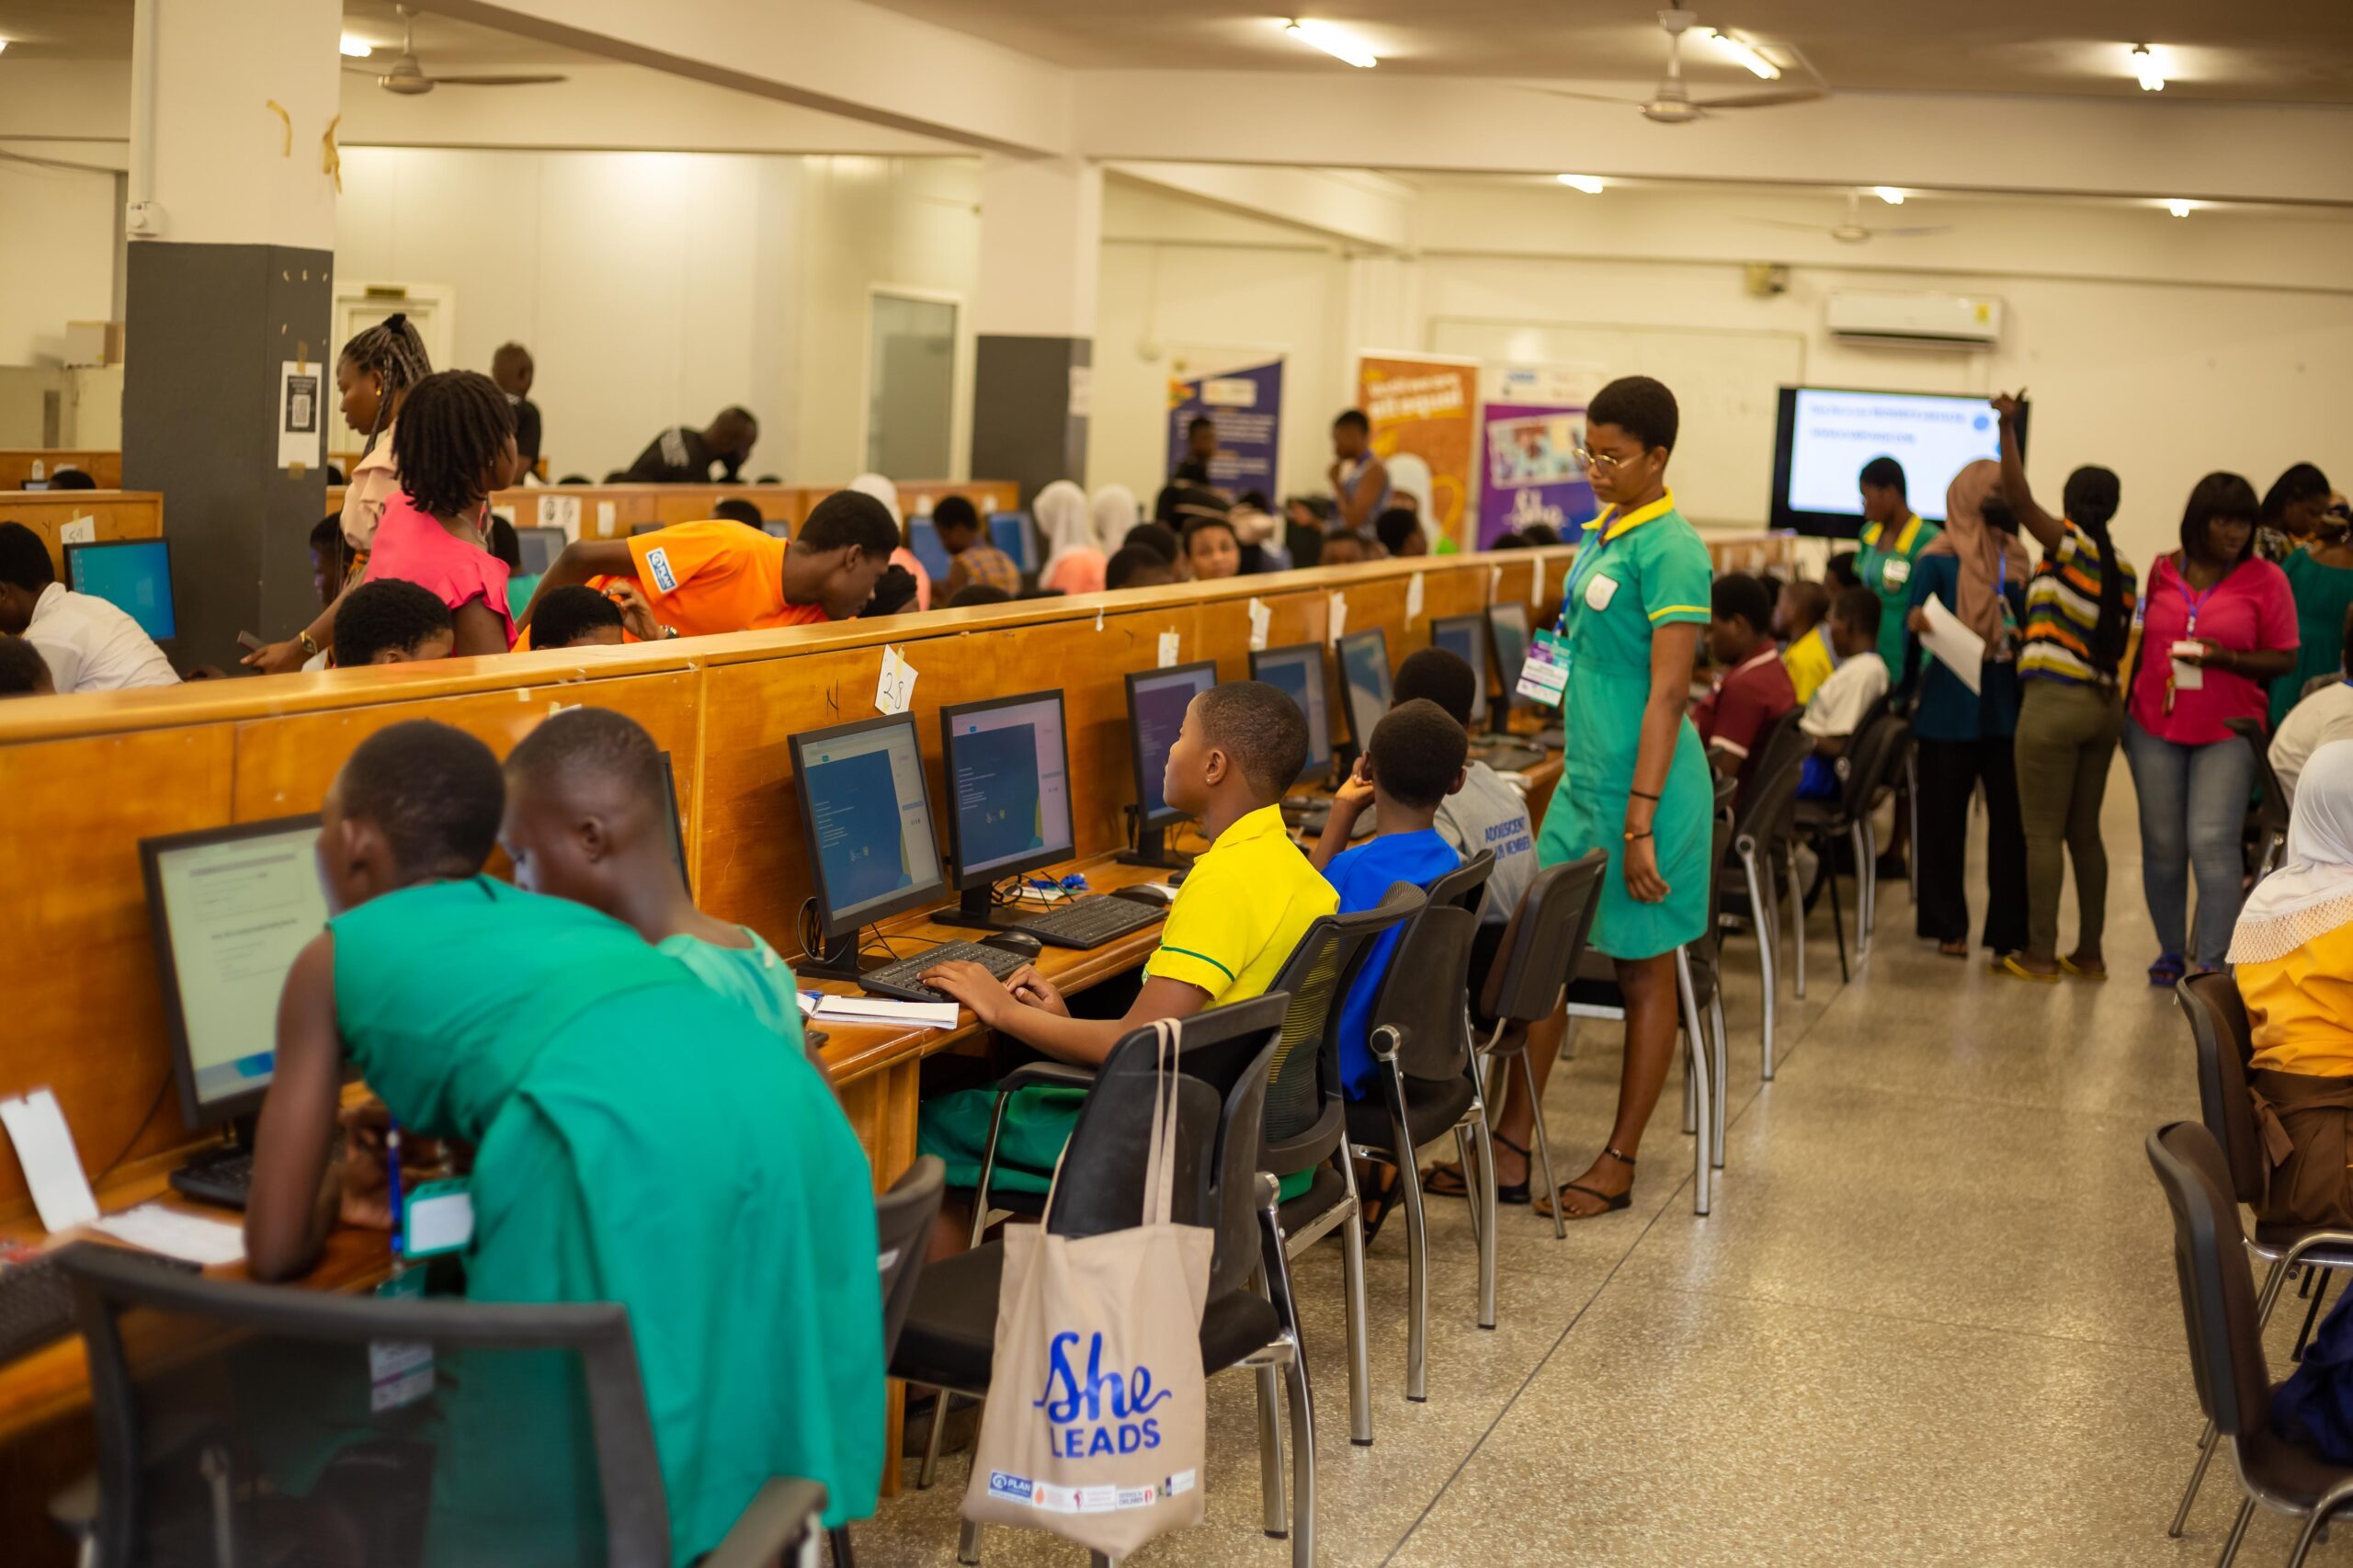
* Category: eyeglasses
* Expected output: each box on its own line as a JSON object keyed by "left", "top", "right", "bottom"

{"left": 1573, "top": 446, "right": 1632, "bottom": 474}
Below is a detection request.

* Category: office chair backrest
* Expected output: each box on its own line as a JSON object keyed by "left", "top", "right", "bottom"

{"left": 62, "top": 1242, "right": 673, "bottom": 1568}
{"left": 1261, "top": 886, "right": 1421, "bottom": 1165}
{"left": 1427, "top": 848, "right": 1495, "bottom": 919}
{"left": 876, "top": 1155, "right": 948, "bottom": 1358}
{"left": 1480, "top": 851, "right": 1607, "bottom": 1027}
{"left": 2146, "top": 1120, "right": 2274, "bottom": 1441}
{"left": 1734, "top": 710, "right": 1811, "bottom": 849}
{"left": 1839, "top": 713, "right": 1908, "bottom": 818}
{"left": 2224, "top": 717, "right": 2290, "bottom": 837}
{"left": 1370, "top": 900, "right": 1481, "bottom": 1084}
{"left": 1047, "top": 994, "right": 1286, "bottom": 1300}
{"left": 2180, "top": 971, "right": 2265, "bottom": 1203}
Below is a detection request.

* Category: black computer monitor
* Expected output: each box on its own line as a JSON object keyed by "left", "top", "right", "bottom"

{"left": 761, "top": 521, "right": 792, "bottom": 540}
{"left": 65, "top": 539, "right": 176, "bottom": 642}
{"left": 1122, "top": 661, "right": 1217, "bottom": 868}
{"left": 631, "top": 522, "right": 666, "bottom": 537}
{"left": 939, "top": 688, "right": 1075, "bottom": 930}
{"left": 139, "top": 815, "right": 328, "bottom": 1131}
{"left": 1428, "top": 614, "right": 1489, "bottom": 726}
{"left": 790, "top": 714, "right": 948, "bottom": 971}
{"left": 1487, "top": 602, "right": 1531, "bottom": 718}
{"left": 1248, "top": 642, "right": 1335, "bottom": 786}
{"left": 512, "top": 525, "right": 565, "bottom": 576}
{"left": 656, "top": 747, "right": 689, "bottom": 896}
{"left": 1336, "top": 628, "right": 1393, "bottom": 761}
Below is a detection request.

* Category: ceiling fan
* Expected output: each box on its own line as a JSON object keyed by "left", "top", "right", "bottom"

{"left": 1740, "top": 189, "right": 1952, "bottom": 244}
{"left": 1529, "top": 8, "right": 1824, "bottom": 124}
{"left": 347, "top": 6, "right": 568, "bottom": 96}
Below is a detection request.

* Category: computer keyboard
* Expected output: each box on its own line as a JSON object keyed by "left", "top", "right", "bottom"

{"left": 861, "top": 940, "right": 1031, "bottom": 1004}
{"left": 1012, "top": 895, "right": 1166, "bottom": 950}
{"left": 169, "top": 1149, "right": 256, "bottom": 1210}
{"left": 1477, "top": 745, "right": 1549, "bottom": 775}
{"left": 0, "top": 1244, "right": 200, "bottom": 1366}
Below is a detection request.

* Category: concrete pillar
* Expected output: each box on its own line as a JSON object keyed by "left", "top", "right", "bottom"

{"left": 971, "top": 153, "right": 1101, "bottom": 506}
{"left": 121, "top": 0, "right": 341, "bottom": 667}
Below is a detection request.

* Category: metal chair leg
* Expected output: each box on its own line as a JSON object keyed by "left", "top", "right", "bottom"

{"left": 1676, "top": 948, "right": 1712, "bottom": 1216}
{"left": 1254, "top": 1324, "right": 1288, "bottom": 1537}
{"left": 957, "top": 1517, "right": 983, "bottom": 1565}
{"left": 1285, "top": 1346, "right": 1318, "bottom": 1568}
{"left": 2176, "top": 1258, "right": 2293, "bottom": 1534}
{"left": 1710, "top": 994, "right": 1730, "bottom": 1171}
{"left": 1518, "top": 1049, "right": 1565, "bottom": 1240}
{"left": 1850, "top": 821, "right": 1874, "bottom": 958}
{"left": 2216, "top": 1494, "right": 2255, "bottom": 1568}
{"left": 1335, "top": 1154, "right": 1373, "bottom": 1447}
{"left": 2296, "top": 1268, "right": 2334, "bottom": 1360}
{"left": 1682, "top": 1040, "right": 1699, "bottom": 1135}
{"left": 1469, "top": 1111, "right": 1499, "bottom": 1329}
{"left": 1823, "top": 840, "right": 1849, "bottom": 983}
{"left": 1787, "top": 841, "right": 1808, "bottom": 1000}
{"left": 917, "top": 1386, "right": 950, "bottom": 1490}
{"left": 1905, "top": 750, "right": 1920, "bottom": 905}
{"left": 1381, "top": 1073, "right": 1432, "bottom": 1401}
{"left": 1744, "top": 846, "right": 1779, "bottom": 1080}
{"left": 1455, "top": 1124, "right": 1484, "bottom": 1253}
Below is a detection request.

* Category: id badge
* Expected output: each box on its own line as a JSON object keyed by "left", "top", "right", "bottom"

{"left": 1517, "top": 628, "right": 1572, "bottom": 709}
{"left": 371, "top": 1267, "right": 435, "bottom": 1413}
{"left": 1584, "top": 572, "right": 1620, "bottom": 612}
{"left": 2171, "top": 641, "right": 2205, "bottom": 692}
{"left": 400, "top": 1178, "right": 474, "bottom": 1260}
{"left": 1881, "top": 557, "right": 1911, "bottom": 593}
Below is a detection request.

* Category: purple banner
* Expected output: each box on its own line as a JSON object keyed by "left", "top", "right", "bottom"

{"left": 1477, "top": 401, "right": 1599, "bottom": 546}
{"left": 1166, "top": 358, "right": 1284, "bottom": 497}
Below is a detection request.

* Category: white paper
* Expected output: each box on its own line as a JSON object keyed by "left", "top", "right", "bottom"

{"left": 1489, "top": 563, "right": 1504, "bottom": 604}
{"left": 2171, "top": 642, "right": 2207, "bottom": 692}
{"left": 1405, "top": 572, "right": 1425, "bottom": 622}
{"left": 90, "top": 1203, "right": 246, "bottom": 1266}
{"left": 1529, "top": 564, "right": 1546, "bottom": 607}
{"left": 1247, "top": 597, "right": 1271, "bottom": 653}
{"left": 59, "top": 515, "right": 96, "bottom": 546}
{"left": 403, "top": 1188, "right": 474, "bottom": 1255}
{"left": 875, "top": 645, "right": 917, "bottom": 715}
{"left": 537, "top": 494, "right": 581, "bottom": 544}
{"left": 812, "top": 994, "right": 960, "bottom": 1030}
{"left": 1095, "top": 606, "right": 1105, "bottom": 632}
{"left": 0, "top": 1091, "right": 98, "bottom": 1233}
{"left": 1918, "top": 596, "right": 1985, "bottom": 696}
{"left": 1328, "top": 592, "right": 1348, "bottom": 644}
{"left": 596, "top": 500, "right": 618, "bottom": 537}
{"left": 1157, "top": 631, "right": 1181, "bottom": 668}
{"left": 277, "top": 359, "right": 323, "bottom": 471}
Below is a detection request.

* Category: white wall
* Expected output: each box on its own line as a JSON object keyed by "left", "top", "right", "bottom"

{"left": 0, "top": 156, "right": 118, "bottom": 367}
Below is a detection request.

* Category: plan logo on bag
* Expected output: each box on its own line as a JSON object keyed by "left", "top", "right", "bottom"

{"left": 987, "top": 1472, "right": 1036, "bottom": 1505}
{"left": 1035, "top": 1330, "right": 1174, "bottom": 1457}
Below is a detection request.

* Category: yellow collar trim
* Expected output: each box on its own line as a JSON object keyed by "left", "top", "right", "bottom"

{"left": 1595, "top": 489, "right": 1678, "bottom": 542}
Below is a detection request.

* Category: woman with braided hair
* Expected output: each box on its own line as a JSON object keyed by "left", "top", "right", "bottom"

{"left": 360, "top": 369, "right": 522, "bottom": 655}
{"left": 244, "top": 314, "right": 434, "bottom": 673}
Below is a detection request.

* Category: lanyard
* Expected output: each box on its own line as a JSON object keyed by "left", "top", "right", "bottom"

{"left": 2173, "top": 560, "right": 2229, "bottom": 636}
{"left": 385, "top": 1121, "right": 405, "bottom": 1263}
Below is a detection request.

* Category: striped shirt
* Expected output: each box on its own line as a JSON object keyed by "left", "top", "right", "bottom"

{"left": 2020, "top": 523, "right": 2138, "bottom": 687}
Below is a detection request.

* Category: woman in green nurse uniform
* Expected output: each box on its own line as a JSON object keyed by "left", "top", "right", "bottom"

{"left": 1857, "top": 455, "right": 1941, "bottom": 673}
{"left": 1532, "top": 375, "right": 1714, "bottom": 1220}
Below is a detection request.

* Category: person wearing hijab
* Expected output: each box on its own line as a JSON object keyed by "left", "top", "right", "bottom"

{"left": 1090, "top": 483, "right": 1140, "bottom": 562}
{"left": 847, "top": 472, "right": 929, "bottom": 612}
{"left": 1902, "top": 460, "right": 2032, "bottom": 960}
{"left": 2124, "top": 472, "right": 2298, "bottom": 983}
{"left": 1034, "top": 480, "right": 1105, "bottom": 596}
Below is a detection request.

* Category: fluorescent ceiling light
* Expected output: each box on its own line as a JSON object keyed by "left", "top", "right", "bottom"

{"left": 339, "top": 33, "right": 373, "bottom": 57}
{"left": 1281, "top": 18, "right": 1378, "bottom": 69}
{"left": 2165, "top": 198, "right": 2194, "bottom": 218}
{"left": 1872, "top": 187, "right": 1905, "bottom": 206}
{"left": 1705, "top": 30, "right": 1780, "bottom": 81}
{"left": 2131, "top": 44, "right": 2165, "bottom": 92}
{"left": 1557, "top": 174, "right": 1606, "bottom": 195}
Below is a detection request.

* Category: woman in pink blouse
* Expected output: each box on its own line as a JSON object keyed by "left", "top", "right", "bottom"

{"left": 2123, "top": 472, "right": 2298, "bottom": 983}
{"left": 361, "top": 371, "right": 520, "bottom": 657}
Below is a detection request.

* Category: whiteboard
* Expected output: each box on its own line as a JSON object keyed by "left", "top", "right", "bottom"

{"left": 1428, "top": 319, "right": 1806, "bottom": 528}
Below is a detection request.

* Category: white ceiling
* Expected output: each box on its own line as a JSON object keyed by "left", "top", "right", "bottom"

{"left": 0, "top": 1, "right": 600, "bottom": 67}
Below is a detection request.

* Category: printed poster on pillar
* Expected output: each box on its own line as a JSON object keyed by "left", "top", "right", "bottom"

{"left": 1477, "top": 364, "right": 1605, "bottom": 547}
{"left": 1165, "top": 356, "right": 1284, "bottom": 498}
{"left": 1356, "top": 354, "right": 1478, "bottom": 550}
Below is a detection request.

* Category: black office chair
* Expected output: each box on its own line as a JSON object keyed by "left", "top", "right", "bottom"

{"left": 2147, "top": 1120, "right": 2353, "bottom": 1568}
{"left": 2224, "top": 716, "right": 2291, "bottom": 877}
{"left": 1722, "top": 709, "right": 1810, "bottom": 1080}
{"left": 1472, "top": 851, "right": 1608, "bottom": 1241}
{"left": 892, "top": 995, "right": 1318, "bottom": 1568}
{"left": 832, "top": 1157, "right": 946, "bottom": 1568}
{"left": 1347, "top": 855, "right": 1495, "bottom": 1405}
{"left": 58, "top": 1243, "right": 825, "bottom": 1568}
{"left": 1792, "top": 710, "right": 1910, "bottom": 983}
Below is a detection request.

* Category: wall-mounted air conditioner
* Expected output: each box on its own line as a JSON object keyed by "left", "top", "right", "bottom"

{"left": 1824, "top": 290, "right": 2003, "bottom": 350}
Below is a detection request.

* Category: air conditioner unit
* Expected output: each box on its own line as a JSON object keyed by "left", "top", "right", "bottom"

{"left": 1824, "top": 290, "right": 2003, "bottom": 349}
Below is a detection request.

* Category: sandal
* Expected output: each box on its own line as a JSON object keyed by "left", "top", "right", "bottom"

{"left": 1534, "top": 1146, "right": 1636, "bottom": 1221}
{"left": 1997, "top": 953, "right": 2060, "bottom": 984}
{"left": 1421, "top": 1132, "right": 1533, "bottom": 1205}
{"left": 2148, "top": 952, "right": 2186, "bottom": 988}
{"left": 1937, "top": 939, "right": 1971, "bottom": 960}
{"left": 2059, "top": 954, "right": 2109, "bottom": 980}
{"left": 1356, "top": 1159, "right": 1404, "bottom": 1247}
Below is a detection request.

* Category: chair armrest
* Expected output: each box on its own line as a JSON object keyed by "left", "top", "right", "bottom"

{"left": 2280, "top": 1230, "right": 2353, "bottom": 1270}
{"left": 701, "top": 1476, "right": 827, "bottom": 1568}
{"left": 999, "top": 1061, "right": 1100, "bottom": 1094}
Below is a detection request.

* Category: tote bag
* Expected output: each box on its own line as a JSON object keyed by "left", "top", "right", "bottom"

{"left": 961, "top": 1019, "right": 1216, "bottom": 1556}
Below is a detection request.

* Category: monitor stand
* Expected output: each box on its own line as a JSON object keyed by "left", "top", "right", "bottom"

{"left": 1117, "top": 824, "right": 1194, "bottom": 870}
{"left": 799, "top": 926, "right": 896, "bottom": 982}
{"left": 935, "top": 884, "right": 1017, "bottom": 936}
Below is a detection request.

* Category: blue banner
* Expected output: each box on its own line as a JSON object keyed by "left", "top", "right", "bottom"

{"left": 1166, "top": 358, "right": 1284, "bottom": 499}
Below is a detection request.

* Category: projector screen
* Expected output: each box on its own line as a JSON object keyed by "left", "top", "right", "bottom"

{"left": 1769, "top": 386, "right": 2025, "bottom": 538}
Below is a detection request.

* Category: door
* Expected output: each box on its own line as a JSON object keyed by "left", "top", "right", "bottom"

{"left": 865, "top": 290, "right": 958, "bottom": 480}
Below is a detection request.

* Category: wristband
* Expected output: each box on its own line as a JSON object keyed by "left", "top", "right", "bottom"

{"left": 1623, "top": 829, "right": 1654, "bottom": 842}
{"left": 1629, "top": 788, "right": 1662, "bottom": 801}
{"left": 298, "top": 631, "right": 319, "bottom": 657}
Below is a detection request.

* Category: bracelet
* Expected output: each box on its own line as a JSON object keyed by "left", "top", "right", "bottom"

{"left": 1628, "top": 788, "right": 1662, "bottom": 801}
{"left": 297, "top": 631, "right": 319, "bottom": 657}
{"left": 1623, "top": 829, "right": 1654, "bottom": 842}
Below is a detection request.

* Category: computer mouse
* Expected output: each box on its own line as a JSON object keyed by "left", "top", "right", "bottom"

{"left": 981, "top": 928, "right": 1045, "bottom": 957}
{"left": 1112, "top": 883, "right": 1174, "bottom": 907}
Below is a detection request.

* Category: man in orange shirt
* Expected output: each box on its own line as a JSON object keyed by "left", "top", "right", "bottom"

{"left": 518, "top": 490, "right": 900, "bottom": 640}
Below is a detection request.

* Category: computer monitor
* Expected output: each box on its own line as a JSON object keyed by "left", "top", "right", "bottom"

{"left": 1486, "top": 603, "right": 1531, "bottom": 717}
{"left": 761, "top": 520, "right": 792, "bottom": 540}
{"left": 905, "top": 517, "right": 951, "bottom": 585}
{"left": 512, "top": 526, "right": 565, "bottom": 576}
{"left": 1122, "top": 661, "right": 1217, "bottom": 868}
{"left": 790, "top": 714, "right": 948, "bottom": 963}
{"left": 988, "top": 512, "right": 1031, "bottom": 570}
{"left": 65, "top": 539, "right": 176, "bottom": 642}
{"left": 1428, "top": 614, "right": 1489, "bottom": 726}
{"left": 631, "top": 522, "right": 666, "bottom": 537}
{"left": 139, "top": 815, "right": 329, "bottom": 1131}
{"left": 1336, "top": 628, "right": 1393, "bottom": 759}
{"left": 1248, "top": 642, "right": 1335, "bottom": 786}
{"left": 939, "top": 689, "right": 1075, "bottom": 928}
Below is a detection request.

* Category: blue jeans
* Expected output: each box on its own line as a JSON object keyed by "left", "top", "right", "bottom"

{"left": 2122, "top": 718, "right": 2255, "bottom": 969}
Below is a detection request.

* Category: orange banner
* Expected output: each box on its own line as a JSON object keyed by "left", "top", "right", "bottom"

{"left": 1356, "top": 354, "right": 1480, "bottom": 550}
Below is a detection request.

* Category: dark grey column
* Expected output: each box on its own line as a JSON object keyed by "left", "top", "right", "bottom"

{"left": 122, "top": 243, "right": 330, "bottom": 670}
{"left": 970, "top": 335, "right": 1090, "bottom": 509}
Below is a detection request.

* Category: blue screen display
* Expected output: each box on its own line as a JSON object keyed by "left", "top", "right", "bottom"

{"left": 68, "top": 540, "right": 176, "bottom": 640}
{"left": 1338, "top": 630, "right": 1392, "bottom": 750}
{"left": 1252, "top": 645, "right": 1333, "bottom": 778}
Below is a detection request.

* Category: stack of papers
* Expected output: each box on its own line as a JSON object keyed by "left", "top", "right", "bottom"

{"left": 92, "top": 1205, "right": 246, "bottom": 1267}
{"left": 811, "top": 994, "right": 961, "bottom": 1030}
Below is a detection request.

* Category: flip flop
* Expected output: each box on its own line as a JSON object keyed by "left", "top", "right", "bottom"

{"left": 1997, "top": 954, "right": 2060, "bottom": 983}
{"left": 1532, "top": 1146, "right": 1636, "bottom": 1221}
{"left": 2148, "top": 952, "right": 2186, "bottom": 988}
{"left": 2059, "top": 954, "right": 2109, "bottom": 980}
{"left": 1421, "top": 1133, "right": 1534, "bottom": 1205}
{"left": 1357, "top": 1159, "right": 1404, "bottom": 1247}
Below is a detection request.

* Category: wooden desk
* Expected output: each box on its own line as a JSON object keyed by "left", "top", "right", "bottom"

{"left": 0, "top": 491, "right": 165, "bottom": 574}
{"left": 319, "top": 480, "right": 1022, "bottom": 542}
{"left": 0, "top": 451, "right": 119, "bottom": 492}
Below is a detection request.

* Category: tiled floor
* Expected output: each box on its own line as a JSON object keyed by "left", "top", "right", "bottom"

{"left": 857, "top": 777, "right": 2322, "bottom": 1564}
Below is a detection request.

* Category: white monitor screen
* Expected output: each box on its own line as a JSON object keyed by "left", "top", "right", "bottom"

{"left": 800, "top": 720, "right": 944, "bottom": 926}
{"left": 1781, "top": 388, "right": 2006, "bottom": 526}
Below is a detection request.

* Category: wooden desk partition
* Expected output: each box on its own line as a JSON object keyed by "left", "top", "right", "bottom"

{"left": 0, "top": 450, "right": 120, "bottom": 491}
{"left": 320, "top": 480, "right": 1019, "bottom": 542}
{"left": 0, "top": 491, "right": 165, "bottom": 574}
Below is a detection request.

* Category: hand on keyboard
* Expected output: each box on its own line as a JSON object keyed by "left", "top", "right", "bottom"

{"left": 919, "top": 960, "right": 1023, "bottom": 1026}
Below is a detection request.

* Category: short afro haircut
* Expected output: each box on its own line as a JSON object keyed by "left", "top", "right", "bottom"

{"left": 798, "top": 489, "right": 902, "bottom": 559}
{"left": 931, "top": 494, "right": 981, "bottom": 536}
{"left": 1859, "top": 456, "right": 1906, "bottom": 495}
{"left": 1123, "top": 521, "right": 1180, "bottom": 562}
{"left": 337, "top": 720, "right": 506, "bottom": 881}
{"left": 530, "top": 585, "right": 625, "bottom": 650}
{"left": 1373, "top": 507, "right": 1422, "bottom": 555}
{"left": 50, "top": 468, "right": 97, "bottom": 491}
{"left": 0, "top": 635, "right": 51, "bottom": 695}
{"left": 710, "top": 497, "right": 765, "bottom": 529}
{"left": 1368, "top": 699, "right": 1469, "bottom": 811}
{"left": 1711, "top": 573, "right": 1773, "bottom": 634}
{"left": 1393, "top": 647, "right": 1478, "bottom": 729}
{"left": 1333, "top": 409, "right": 1370, "bottom": 435}
{"left": 505, "top": 705, "right": 667, "bottom": 812}
{"left": 0, "top": 521, "right": 57, "bottom": 592}
{"left": 1824, "top": 553, "right": 1861, "bottom": 589}
{"left": 1586, "top": 375, "right": 1678, "bottom": 454}
{"left": 1181, "top": 515, "right": 1237, "bottom": 553}
{"left": 1196, "top": 680, "right": 1311, "bottom": 803}
{"left": 1830, "top": 585, "right": 1883, "bottom": 641}
{"left": 1106, "top": 545, "right": 1173, "bottom": 591}
{"left": 334, "top": 579, "right": 452, "bottom": 666}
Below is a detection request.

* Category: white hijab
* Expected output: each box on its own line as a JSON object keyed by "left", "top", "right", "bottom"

{"left": 2231, "top": 739, "right": 2353, "bottom": 964}
{"left": 1034, "top": 480, "right": 1097, "bottom": 574}
{"left": 1382, "top": 452, "right": 1442, "bottom": 550}
{"left": 1090, "top": 484, "right": 1138, "bottom": 551}
{"left": 847, "top": 472, "right": 902, "bottom": 528}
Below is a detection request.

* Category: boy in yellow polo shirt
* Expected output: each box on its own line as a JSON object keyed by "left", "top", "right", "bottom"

{"left": 917, "top": 681, "right": 1338, "bottom": 1211}
{"left": 1776, "top": 578, "right": 1836, "bottom": 703}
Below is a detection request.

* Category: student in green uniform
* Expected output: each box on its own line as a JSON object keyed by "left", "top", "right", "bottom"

{"left": 1529, "top": 375, "right": 1715, "bottom": 1221}
{"left": 245, "top": 721, "right": 882, "bottom": 1557}
{"left": 1855, "top": 455, "right": 1940, "bottom": 674}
